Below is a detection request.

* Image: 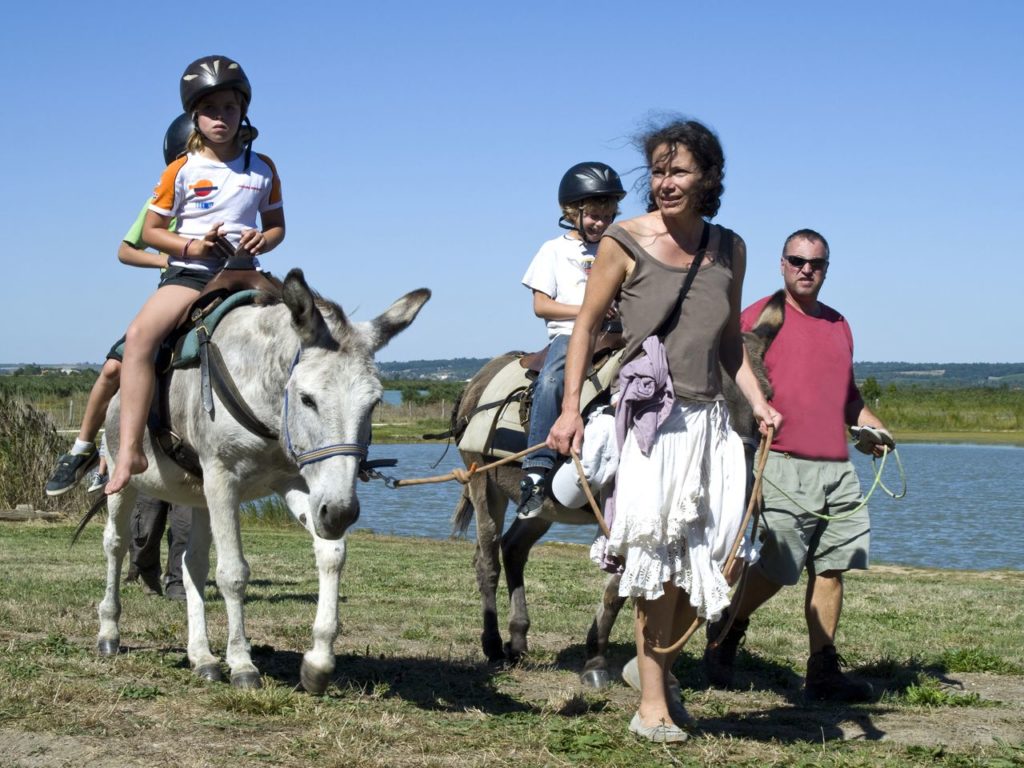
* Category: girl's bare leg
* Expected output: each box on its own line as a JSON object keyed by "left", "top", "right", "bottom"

{"left": 107, "top": 285, "right": 198, "bottom": 494}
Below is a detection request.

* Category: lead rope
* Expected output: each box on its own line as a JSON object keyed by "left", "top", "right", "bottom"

{"left": 759, "top": 444, "right": 906, "bottom": 522}
{"left": 643, "top": 426, "right": 775, "bottom": 656}
{"left": 362, "top": 440, "right": 612, "bottom": 537}
{"left": 371, "top": 441, "right": 550, "bottom": 488}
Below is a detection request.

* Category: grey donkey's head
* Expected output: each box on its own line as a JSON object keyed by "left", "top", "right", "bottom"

{"left": 280, "top": 269, "right": 431, "bottom": 539}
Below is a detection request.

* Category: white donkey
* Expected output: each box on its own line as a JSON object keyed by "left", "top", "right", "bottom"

{"left": 96, "top": 269, "right": 429, "bottom": 692}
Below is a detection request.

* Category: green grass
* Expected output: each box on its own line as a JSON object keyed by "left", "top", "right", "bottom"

{"left": 0, "top": 523, "right": 1021, "bottom": 766}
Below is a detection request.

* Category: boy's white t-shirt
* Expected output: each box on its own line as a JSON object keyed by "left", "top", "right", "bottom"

{"left": 521, "top": 234, "right": 599, "bottom": 339}
{"left": 149, "top": 151, "right": 283, "bottom": 270}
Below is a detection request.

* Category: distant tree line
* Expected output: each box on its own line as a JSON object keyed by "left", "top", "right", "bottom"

{"left": 381, "top": 380, "right": 465, "bottom": 405}
{"left": 0, "top": 369, "right": 99, "bottom": 398}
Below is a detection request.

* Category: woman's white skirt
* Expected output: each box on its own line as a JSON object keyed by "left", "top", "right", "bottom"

{"left": 590, "top": 399, "right": 749, "bottom": 620}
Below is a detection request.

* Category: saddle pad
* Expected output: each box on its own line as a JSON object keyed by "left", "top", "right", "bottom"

{"left": 457, "top": 347, "right": 626, "bottom": 460}
{"left": 171, "top": 290, "right": 260, "bottom": 369}
{"left": 458, "top": 357, "right": 532, "bottom": 458}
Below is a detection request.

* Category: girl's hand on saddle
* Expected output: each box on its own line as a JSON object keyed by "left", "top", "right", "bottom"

{"left": 239, "top": 228, "right": 267, "bottom": 255}
{"left": 753, "top": 401, "right": 783, "bottom": 439}
{"left": 547, "top": 410, "right": 584, "bottom": 456}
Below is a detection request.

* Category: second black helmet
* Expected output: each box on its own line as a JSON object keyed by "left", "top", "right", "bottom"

{"left": 163, "top": 113, "right": 193, "bottom": 165}
{"left": 558, "top": 162, "right": 626, "bottom": 206}
{"left": 180, "top": 55, "right": 252, "bottom": 114}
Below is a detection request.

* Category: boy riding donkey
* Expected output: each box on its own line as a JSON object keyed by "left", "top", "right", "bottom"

{"left": 517, "top": 162, "right": 625, "bottom": 517}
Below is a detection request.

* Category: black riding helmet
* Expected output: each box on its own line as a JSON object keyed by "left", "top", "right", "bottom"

{"left": 180, "top": 55, "right": 252, "bottom": 115}
{"left": 163, "top": 113, "right": 193, "bottom": 165}
{"left": 179, "top": 55, "right": 256, "bottom": 170}
{"left": 557, "top": 162, "right": 625, "bottom": 236}
{"left": 557, "top": 162, "right": 626, "bottom": 207}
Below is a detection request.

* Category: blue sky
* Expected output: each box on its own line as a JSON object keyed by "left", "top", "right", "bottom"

{"left": 2, "top": 1, "right": 1020, "bottom": 365}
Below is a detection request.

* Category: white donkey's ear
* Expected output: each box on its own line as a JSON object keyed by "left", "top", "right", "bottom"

{"left": 283, "top": 268, "right": 334, "bottom": 347}
{"left": 368, "top": 288, "right": 431, "bottom": 352}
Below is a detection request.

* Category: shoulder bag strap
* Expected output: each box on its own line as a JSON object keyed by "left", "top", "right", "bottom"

{"left": 653, "top": 221, "right": 711, "bottom": 340}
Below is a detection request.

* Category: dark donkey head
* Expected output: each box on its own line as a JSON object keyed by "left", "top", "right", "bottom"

{"left": 723, "top": 289, "right": 786, "bottom": 451}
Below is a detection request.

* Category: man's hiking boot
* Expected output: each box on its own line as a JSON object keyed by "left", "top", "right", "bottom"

{"left": 703, "top": 610, "right": 749, "bottom": 689}
{"left": 165, "top": 582, "right": 187, "bottom": 602}
{"left": 45, "top": 448, "right": 99, "bottom": 496}
{"left": 515, "top": 474, "right": 547, "bottom": 520}
{"left": 804, "top": 645, "right": 874, "bottom": 703}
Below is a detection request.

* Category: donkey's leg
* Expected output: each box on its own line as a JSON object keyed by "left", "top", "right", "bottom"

{"left": 97, "top": 485, "right": 137, "bottom": 656}
{"left": 470, "top": 473, "right": 507, "bottom": 662}
{"left": 182, "top": 506, "right": 221, "bottom": 681}
{"left": 500, "top": 515, "right": 552, "bottom": 663}
{"left": 276, "top": 483, "right": 346, "bottom": 695}
{"left": 581, "top": 572, "right": 627, "bottom": 688}
{"left": 300, "top": 533, "right": 347, "bottom": 695}
{"left": 204, "top": 475, "right": 259, "bottom": 689}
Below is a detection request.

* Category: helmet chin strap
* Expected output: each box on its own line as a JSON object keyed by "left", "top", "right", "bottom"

{"left": 241, "top": 114, "right": 253, "bottom": 172}
{"left": 557, "top": 210, "right": 600, "bottom": 243}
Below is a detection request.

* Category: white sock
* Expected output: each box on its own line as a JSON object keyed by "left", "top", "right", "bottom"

{"left": 71, "top": 439, "right": 95, "bottom": 456}
{"left": 526, "top": 471, "right": 545, "bottom": 486}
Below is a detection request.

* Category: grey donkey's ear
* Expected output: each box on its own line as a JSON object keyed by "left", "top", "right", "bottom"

{"left": 367, "top": 288, "right": 431, "bottom": 352}
{"left": 283, "top": 268, "right": 333, "bottom": 347}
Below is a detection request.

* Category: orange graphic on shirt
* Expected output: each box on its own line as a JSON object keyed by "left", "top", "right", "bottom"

{"left": 189, "top": 180, "right": 218, "bottom": 197}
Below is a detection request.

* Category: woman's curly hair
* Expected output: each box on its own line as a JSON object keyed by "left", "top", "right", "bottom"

{"left": 636, "top": 118, "right": 725, "bottom": 218}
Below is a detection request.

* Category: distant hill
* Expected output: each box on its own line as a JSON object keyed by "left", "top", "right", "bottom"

{"left": 5, "top": 359, "right": 1024, "bottom": 388}
{"left": 377, "top": 357, "right": 491, "bottom": 381}
{"left": 382, "top": 359, "right": 1024, "bottom": 387}
{"left": 853, "top": 362, "right": 1024, "bottom": 388}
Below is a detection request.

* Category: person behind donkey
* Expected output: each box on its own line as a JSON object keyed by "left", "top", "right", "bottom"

{"left": 106, "top": 54, "right": 285, "bottom": 494}
{"left": 703, "top": 228, "right": 892, "bottom": 702}
{"left": 125, "top": 493, "right": 193, "bottom": 601}
{"left": 516, "top": 162, "right": 625, "bottom": 518}
{"left": 44, "top": 113, "right": 196, "bottom": 496}
{"left": 548, "top": 118, "right": 781, "bottom": 743}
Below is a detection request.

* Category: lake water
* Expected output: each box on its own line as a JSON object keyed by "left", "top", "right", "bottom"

{"left": 350, "top": 442, "right": 1023, "bottom": 572}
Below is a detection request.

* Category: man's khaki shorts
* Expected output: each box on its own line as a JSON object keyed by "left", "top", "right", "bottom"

{"left": 754, "top": 451, "right": 870, "bottom": 586}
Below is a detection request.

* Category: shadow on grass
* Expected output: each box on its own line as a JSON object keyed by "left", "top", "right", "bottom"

{"left": 553, "top": 641, "right": 961, "bottom": 743}
{"left": 251, "top": 646, "right": 537, "bottom": 715}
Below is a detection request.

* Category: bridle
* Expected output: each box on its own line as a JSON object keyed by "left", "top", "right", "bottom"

{"left": 281, "top": 348, "right": 370, "bottom": 469}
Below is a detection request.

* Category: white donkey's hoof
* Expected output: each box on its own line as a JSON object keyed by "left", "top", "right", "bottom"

{"left": 231, "top": 670, "right": 262, "bottom": 689}
{"left": 300, "top": 661, "right": 331, "bottom": 695}
{"left": 195, "top": 663, "right": 223, "bottom": 683}
{"left": 96, "top": 638, "right": 119, "bottom": 656}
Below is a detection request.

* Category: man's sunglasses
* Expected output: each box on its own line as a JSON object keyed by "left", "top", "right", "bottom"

{"left": 784, "top": 255, "right": 829, "bottom": 271}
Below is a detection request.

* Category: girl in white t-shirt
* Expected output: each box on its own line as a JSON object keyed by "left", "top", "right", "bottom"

{"left": 107, "top": 55, "right": 286, "bottom": 494}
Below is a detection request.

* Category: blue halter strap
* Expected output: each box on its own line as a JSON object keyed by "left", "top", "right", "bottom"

{"left": 282, "top": 348, "right": 370, "bottom": 469}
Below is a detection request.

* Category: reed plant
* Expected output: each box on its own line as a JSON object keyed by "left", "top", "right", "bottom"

{"left": 0, "top": 391, "right": 89, "bottom": 514}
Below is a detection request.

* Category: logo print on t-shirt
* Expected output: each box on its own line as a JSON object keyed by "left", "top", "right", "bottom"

{"left": 189, "top": 179, "right": 219, "bottom": 198}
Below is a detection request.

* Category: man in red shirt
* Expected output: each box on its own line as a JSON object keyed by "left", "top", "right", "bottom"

{"left": 704, "top": 228, "right": 892, "bottom": 702}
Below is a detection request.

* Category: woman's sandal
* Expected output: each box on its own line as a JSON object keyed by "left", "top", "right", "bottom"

{"left": 629, "top": 712, "right": 689, "bottom": 743}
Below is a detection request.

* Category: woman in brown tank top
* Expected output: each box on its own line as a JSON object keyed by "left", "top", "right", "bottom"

{"left": 549, "top": 119, "right": 782, "bottom": 743}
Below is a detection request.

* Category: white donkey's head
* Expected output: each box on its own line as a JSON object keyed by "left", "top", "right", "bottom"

{"left": 280, "top": 269, "right": 430, "bottom": 539}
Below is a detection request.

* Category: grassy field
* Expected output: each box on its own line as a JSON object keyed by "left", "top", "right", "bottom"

{"left": 0, "top": 522, "right": 1021, "bottom": 767}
